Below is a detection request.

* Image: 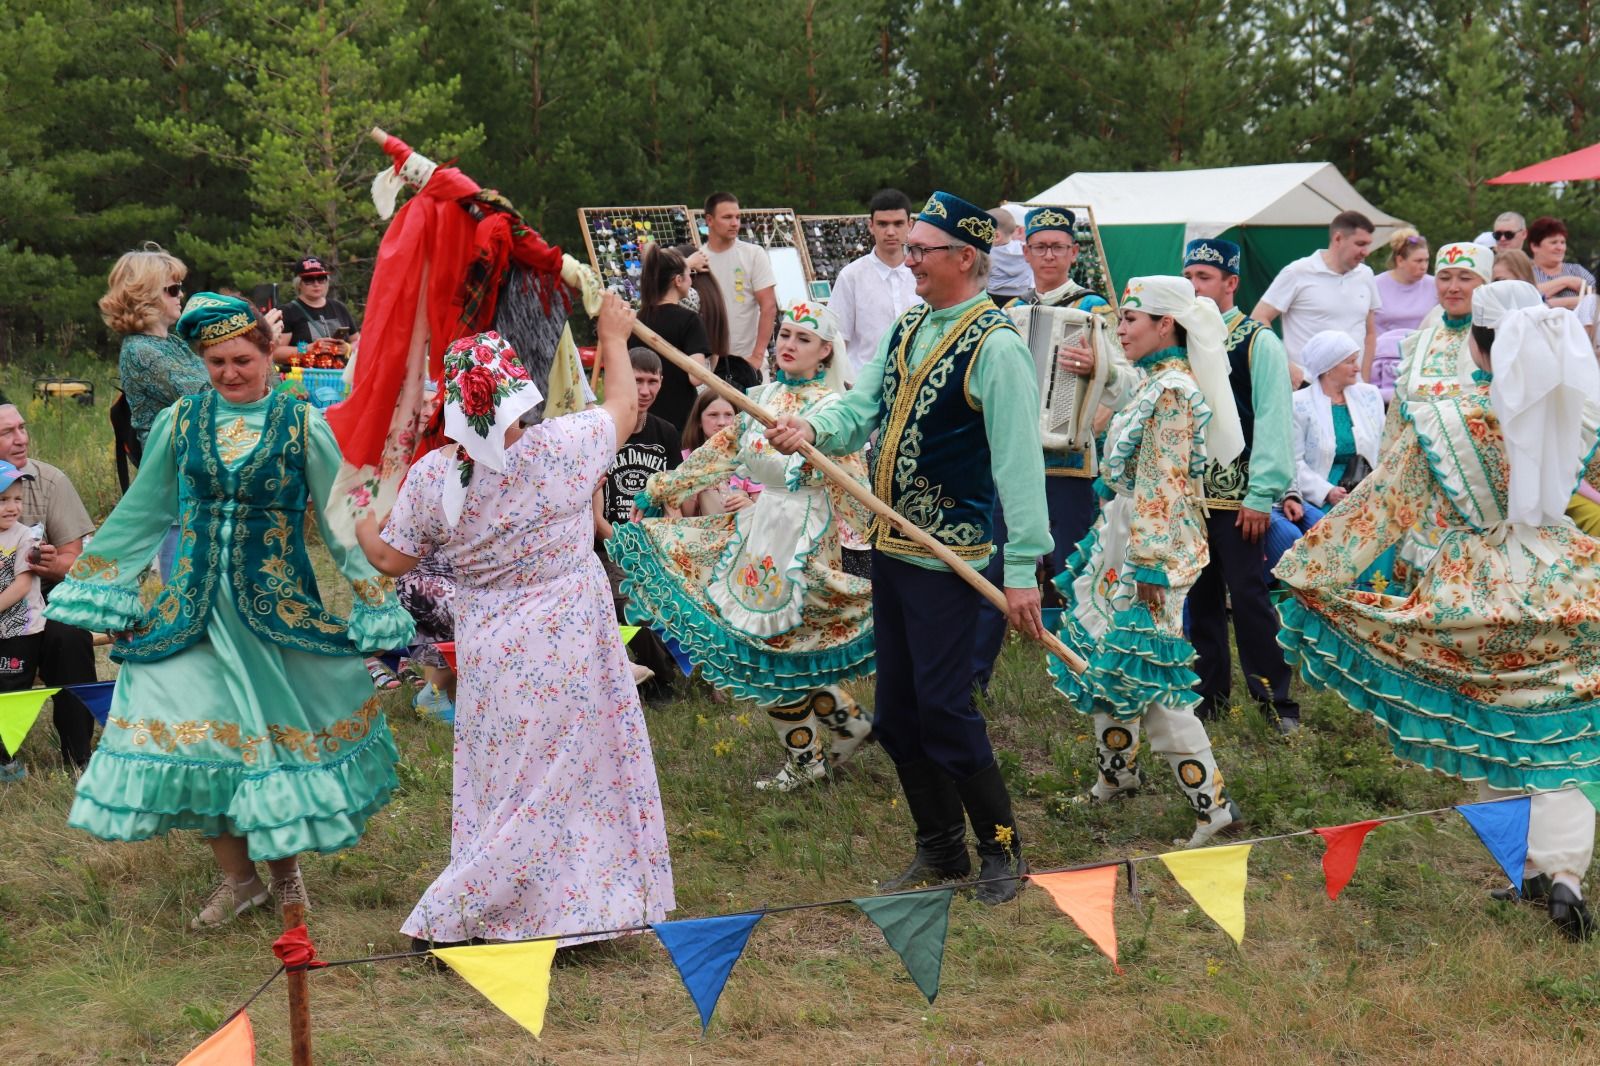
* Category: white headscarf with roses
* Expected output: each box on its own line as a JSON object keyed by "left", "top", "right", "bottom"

{"left": 441, "top": 330, "right": 543, "bottom": 527}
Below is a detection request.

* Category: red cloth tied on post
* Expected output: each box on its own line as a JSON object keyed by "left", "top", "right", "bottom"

{"left": 272, "top": 925, "right": 329, "bottom": 971}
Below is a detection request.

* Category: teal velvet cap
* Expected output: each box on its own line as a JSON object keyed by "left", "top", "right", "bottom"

{"left": 917, "top": 191, "right": 996, "bottom": 253}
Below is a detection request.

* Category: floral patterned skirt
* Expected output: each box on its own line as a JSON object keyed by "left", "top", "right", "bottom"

{"left": 608, "top": 512, "right": 873, "bottom": 706}
{"left": 1281, "top": 525, "right": 1600, "bottom": 790}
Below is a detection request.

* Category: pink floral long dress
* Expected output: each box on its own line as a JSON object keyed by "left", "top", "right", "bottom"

{"left": 383, "top": 408, "right": 675, "bottom": 945}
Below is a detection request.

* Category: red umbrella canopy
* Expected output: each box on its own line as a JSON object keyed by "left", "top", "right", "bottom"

{"left": 1488, "top": 141, "right": 1600, "bottom": 184}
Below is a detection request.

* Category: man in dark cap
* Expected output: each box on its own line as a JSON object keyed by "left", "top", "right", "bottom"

{"left": 768, "top": 191, "right": 1050, "bottom": 905}
{"left": 273, "top": 256, "right": 360, "bottom": 364}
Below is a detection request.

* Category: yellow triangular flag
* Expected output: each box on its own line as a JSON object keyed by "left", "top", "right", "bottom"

{"left": 619, "top": 626, "right": 640, "bottom": 645}
{"left": 1159, "top": 843, "right": 1252, "bottom": 946}
{"left": 0, "top": 687, "right": 60, "bottom": 756}
{"left": 432, "top": 940, "right": 559, "bottom": 1039}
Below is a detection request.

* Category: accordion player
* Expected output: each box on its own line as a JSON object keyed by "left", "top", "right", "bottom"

{"left": 1004, "top": 301, "right": 1121, "bottom": 479}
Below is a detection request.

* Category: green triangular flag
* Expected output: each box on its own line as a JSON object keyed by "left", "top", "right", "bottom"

{"left": 0, "top": 687, "right": 59, "bottom": 756}
{"left": 853, "top": 888, "right": 953, "bottom": 1004}
{"left": 1580, "top": 782, "right": 1600, "bottom": 814}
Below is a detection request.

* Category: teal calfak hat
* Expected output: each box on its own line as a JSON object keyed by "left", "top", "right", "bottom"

{"left": 1183, "top": 238, "right": 1242, "bottom": 276}
{"left": 175, "top": 292, "right": 259, "bottom": 349}
{"left": 917, "top": 191, "right": 996, "bottom": 253}
{"left": 1024, "top": 206, "right": 1076, "bottom": 239}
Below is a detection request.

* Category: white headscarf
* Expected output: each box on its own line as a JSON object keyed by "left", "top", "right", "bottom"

{"left": 439, "top": 331, "right": 544, "bottom": 527}
{"left": 1488, "top": 303, "right": 1599, "bottom": 528}
{"left": 1471, "top": 279, "right": 1543, "bottom": 329}
{"left": 1434, "top": 242, "right": 1494, "bottom": 283}
{"left": 1119, "top": 276, "right": 1244, "bottom": 466}
{"left": 781, "top": 301, "right": 849, "bottom": 394}
{"left": 1298, "top": 329, "right": 1370, "bottom": 462}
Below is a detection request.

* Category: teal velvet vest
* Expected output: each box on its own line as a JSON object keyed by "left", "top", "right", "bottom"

{"left": 868, "top": 299, "right": 1018, "bottom": 561}
{"left": 115, "top": 391, "right": 354, "bottom": 663}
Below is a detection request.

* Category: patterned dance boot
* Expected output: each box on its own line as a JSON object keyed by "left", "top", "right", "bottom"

{"left": 754, "top": 701, "right": 829, "bottom": 792}
{"left": 1167, "top": 747, "right": 1242, "bottom": 848}
{"left": 810, "top": 686, "right": 873, "bottom": 767}
{"left": 1073, "top": 714, "right": 1144, "bottom": 805}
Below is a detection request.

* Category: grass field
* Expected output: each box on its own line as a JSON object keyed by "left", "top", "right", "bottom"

{"left": 0, "top": 355, "right": 1596, "bottom": 1065}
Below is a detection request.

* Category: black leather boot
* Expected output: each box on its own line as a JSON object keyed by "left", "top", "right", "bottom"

{"left": 878, "top": 760, "right": 972, "bottom": 893}
{"left": 954, "top": 761, "right": 1027, "bottom": 905}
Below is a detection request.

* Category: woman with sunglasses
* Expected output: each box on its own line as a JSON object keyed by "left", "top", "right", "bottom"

{"left": 99, "top": 244, "right": 209, "bottom": 449}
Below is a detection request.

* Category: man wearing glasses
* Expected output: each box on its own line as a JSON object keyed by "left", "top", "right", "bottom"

{"left": 971, "top": 207, "right": 1135, "bottom": 690}
{"left": 1473, "top": 211, "right": 1527, "bottom": 253}
{"left": 768, "top": 191, "right": 1049, "bottom": 906}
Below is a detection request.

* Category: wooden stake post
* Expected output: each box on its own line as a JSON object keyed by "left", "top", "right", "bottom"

{"left": 627, "top": 320, "right": 1088, "bottom": 674}
{"left": 284, "top": 903, "right": 313, "bottom": 1065}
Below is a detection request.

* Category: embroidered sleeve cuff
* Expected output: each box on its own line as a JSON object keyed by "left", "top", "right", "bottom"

{"left": 1243, "top": 490, "right": 1279, "bottom": 512}
{"left": 633, "top": 492, "right": 664, "bottom": 519}
{"left": 42, "top": 578, "right": 146, "bottom": 633}
{"left": 1131, "top": 565, "right": 1169, "bottom": 587}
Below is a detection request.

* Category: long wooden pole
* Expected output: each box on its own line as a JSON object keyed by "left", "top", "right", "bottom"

{"left": 284, "top": 902, "right": 313, "bottom": 1066}
{"left": 628, "top": 320, "right": 1087, "bottom": 673}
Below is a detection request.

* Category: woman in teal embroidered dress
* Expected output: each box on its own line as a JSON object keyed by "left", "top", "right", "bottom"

{"left": 1048, "top": 276, "right": 1244, "bottom": 848}
{"left": 1276, "top": 281, "right": 1597, "bottom": 940}
{"left": 46, "top": 294, "right": 414, "bottom": 930}
{"left": 609, "top": 303, "right": 874, "bottom": 792}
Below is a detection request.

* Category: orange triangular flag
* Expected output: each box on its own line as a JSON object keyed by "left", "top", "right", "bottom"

{"left": 1312, "top": 820, "right": 1383, "bottom": 900}
{"left": 176, "top": 1011, "right": 255, "bottom": 1064}
{"left": 1030, "top": 865, "right": 1122, "bottom": 973}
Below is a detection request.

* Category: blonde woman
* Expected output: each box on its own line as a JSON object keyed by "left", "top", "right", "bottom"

{"left": 98, "top": 244, "right": 208, "bottom": 448}
{"left": 1372, "top": 229, "right": 1437, "bottom": 342}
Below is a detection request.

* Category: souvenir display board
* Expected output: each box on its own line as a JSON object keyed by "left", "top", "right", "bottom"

{"left": 1020, "top": 203, "right": 1117, "bottom": 307}
{"left": 577, "top": 205, "right": 700, "bottom": 307}
{"left": 798, "top": 214, "right": 871, "bottom": 293}
{"left": 692, "top": 207, "right": 815, "bottom": 306}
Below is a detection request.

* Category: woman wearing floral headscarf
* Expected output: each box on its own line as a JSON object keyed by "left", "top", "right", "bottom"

{"left": 47, "top": 293, "right": 415, "bottom": 930}
{"left": 357, "top": 293, "right": 675, "bottom": 948}
{"left": 609, "top": 302, "right": 876, "bottom": 793}
{"left": 1276, "top": 282, "right": 1598, "bottom": 941}
{"left": 1048, "top": 276, "right": 1244, "bottom": 848}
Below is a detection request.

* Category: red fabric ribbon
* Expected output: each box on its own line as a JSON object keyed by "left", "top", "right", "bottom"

{"left": 272, "top": 925, "right": 328, "bottom": 970}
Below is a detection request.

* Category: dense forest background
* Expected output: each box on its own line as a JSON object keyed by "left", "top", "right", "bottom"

{"left": 2, "top": 0, "right": 1597, "bottom": 359}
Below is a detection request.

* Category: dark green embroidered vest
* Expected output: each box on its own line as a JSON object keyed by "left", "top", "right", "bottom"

{"left": 1201, "top": 310, "right": 1265, "bottom": 508}
{"left": 868, "top": 299, "right": 1018, "bottom": 561}
{"left": 116, "top": 391, "right": 355, "bottom": 663}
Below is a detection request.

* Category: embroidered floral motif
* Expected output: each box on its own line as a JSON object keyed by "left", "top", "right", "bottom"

{"left": 215, "top": 416, "right": 262, "bottom": 464}
{"left": 108, "top": 696, "right": 381, "bottom": 766}
{"left": 350, "top": 577, "right": 394, "bottom": 606}
{"left": 68, "top": 554, "right": 121, "bottom": 582}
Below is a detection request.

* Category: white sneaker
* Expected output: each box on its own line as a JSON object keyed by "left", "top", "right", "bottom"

{"left": 754, "top": 758, "right": 829, "bottom": 793}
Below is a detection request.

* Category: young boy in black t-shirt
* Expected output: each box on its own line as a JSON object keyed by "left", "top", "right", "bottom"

{"left": 594, "top": 348, "right": 683, "bottom": 694}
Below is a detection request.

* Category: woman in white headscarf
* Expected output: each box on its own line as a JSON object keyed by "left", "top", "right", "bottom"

{"left": 1276, "top": 280, "right": 1599, "bottom": 941}
{"left": 1048, "top": 276, "right": 1244, "bottom": 848}
{"left": 1265, "top": 330, "right": 1385, "bottom": 573}
{"left": 609, "top": 301, "right": 876, "bottom": 792}
{"left": 356, "top": 294, "right": 676, "bottom": 950}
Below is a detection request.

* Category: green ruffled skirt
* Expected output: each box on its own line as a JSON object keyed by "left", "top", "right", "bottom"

{"left": 68, "top": 591, "right": 400, "bottom": 861}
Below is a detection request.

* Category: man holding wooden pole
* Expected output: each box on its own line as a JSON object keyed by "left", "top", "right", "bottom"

{"left": 767, "top": 191, "right": 1050, "bottom": 905}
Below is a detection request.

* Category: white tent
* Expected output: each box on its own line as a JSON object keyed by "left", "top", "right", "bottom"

{"left": 1030, "top": 163, "right": 1409, "bottom": 305}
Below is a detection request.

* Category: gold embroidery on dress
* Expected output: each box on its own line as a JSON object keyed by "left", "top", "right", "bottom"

{"left": 69, "top": 554, "right": 121, "bottom": 582}
{"left": 350, "top": 577, "right": 394, "bottom": 606}
{"left": 215, "top": 416, "right": 262, "bottom": 464}
{"left": 108, "top": 696, "right": 381, "bottom": 766}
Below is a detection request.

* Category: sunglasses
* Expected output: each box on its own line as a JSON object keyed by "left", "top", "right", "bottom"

{"left": 163, "top": 283, "right": 184, "bottom": 298}
{"left": 1492, "top": 230, "right": 1520, "bottom": 241}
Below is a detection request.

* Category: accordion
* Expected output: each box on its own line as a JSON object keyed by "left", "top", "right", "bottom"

{"left": 1005, "top": 302, "right": 1115, "bottom": 474}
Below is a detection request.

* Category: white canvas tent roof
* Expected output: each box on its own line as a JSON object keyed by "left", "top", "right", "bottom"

{"left": 1031, "top": 162, "right": 1407, "bottom": 242}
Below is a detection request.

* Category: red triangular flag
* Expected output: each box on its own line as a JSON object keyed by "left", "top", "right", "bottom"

{"left": 1030, "top": 866, "right": 1122, "bottom": 973}
{"left": 1312, "top": 820, "right": 1383, "bottom": 900}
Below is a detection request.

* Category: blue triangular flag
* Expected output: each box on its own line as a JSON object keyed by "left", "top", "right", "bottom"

{"left": 652, "top": 913, "right": 762, "bottom": 1033}
{"left": 1457, "top": 796, "right": 1531, "bottom": 893}
{"left": 64, "top": 682, "right": 116, "bottom": 726}
{"left": 659, "top": 633, "right": 694, "bottom": 677}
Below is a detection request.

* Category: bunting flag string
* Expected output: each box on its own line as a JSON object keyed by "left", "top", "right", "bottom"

{"left": 1312, "top": 820, "right": 1384, "bottom": 901}
{"left": 189, "top": 790, "right": 1584, "bottom": 1047}
{"left": 0, "top": 686, "right": 60, "bottom": 755}
{"left": 1455, "top": 797, "right": 1531, "bottom": 894}
{"left": 433, "top": 941, "right": 559, "bottom": 1039}
{"left": 1030, "top": 865, "right": 1124, "bottom": 972}
{"left": 652, "top": 913, "right": 763, "bottom": 1033}
{"left": 852, "top": 888, "right": 954, "bottom": 1003}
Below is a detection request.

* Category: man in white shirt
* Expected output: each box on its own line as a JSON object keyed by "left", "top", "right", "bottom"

{"left": 688, "top": 192, "right": 777, "bottom": 374}
{"left": 827, "top": 188, "right": 921, "bottom": 377}
{"left": 1252, "top": 210, "right": 1382, "bottom": 370}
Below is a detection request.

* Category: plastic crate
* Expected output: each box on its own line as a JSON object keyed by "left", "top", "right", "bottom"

{"left": 300, "top": 368, "right": 349, "bottom": 409}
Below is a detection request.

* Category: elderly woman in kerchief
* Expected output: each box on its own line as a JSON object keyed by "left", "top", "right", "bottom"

{"left": 1265, "top": 329, "right": 1385, "bottom": 574}
{"left": 1049, "top": 276, "right": 1245, "bottom": 848}
{"left": 357, "top": 293, "right": 675, "bottom": 950}
{"left": 610, "top": 302, "right": 875, "bottom": 793}
{"left": 1276, "top": 280, "right": 1598, "bottom": 940}
{"left": 46, "top": 293, "right": 415, "bottom": 929}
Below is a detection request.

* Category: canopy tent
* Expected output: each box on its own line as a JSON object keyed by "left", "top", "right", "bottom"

{"left": 1030, "top": 163, "right": 1409, "bottom": 311}
{"left": 1488, "top": 141, "right": 1600, "bottom": 184}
